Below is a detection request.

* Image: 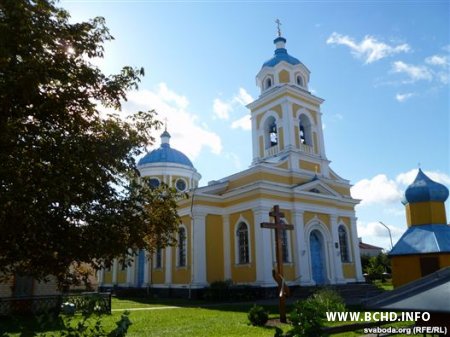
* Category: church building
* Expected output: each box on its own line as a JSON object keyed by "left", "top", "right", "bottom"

{"left": 99, "top": 33, "right": 365, "bottom": 293}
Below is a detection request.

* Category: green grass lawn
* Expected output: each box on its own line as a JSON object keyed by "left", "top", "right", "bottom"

{"left": 0, "top": 298, "right": 290, "bottom": 337}
{"left": 0, "top": 297, "right": 421, "bottom": 337}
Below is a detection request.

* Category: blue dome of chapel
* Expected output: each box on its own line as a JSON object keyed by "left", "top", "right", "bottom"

{"left": 262, "top": 37, "right": 302, "bottom": 68}
{"left": 138, "top": 130, "right": 194, "bottom": 168}
{"left": 403, "top": 169, "right": 449, "bottom": 204}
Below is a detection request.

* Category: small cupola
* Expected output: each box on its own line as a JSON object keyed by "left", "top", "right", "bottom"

{"left": 403, "top": 169, "right": 449, "bottom": 205}
{"left": 256, "top": 26, "right": 311, "bottom": 95}
{"left": 401, "top": 169, "right": 448, "bottom": 227}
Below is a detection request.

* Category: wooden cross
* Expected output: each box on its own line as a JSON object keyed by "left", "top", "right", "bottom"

{"left": 261, "top": 205, "right": 294, "bottom": 323}
{"left": 275, "top": 18, "right": 282, "bottom": 37}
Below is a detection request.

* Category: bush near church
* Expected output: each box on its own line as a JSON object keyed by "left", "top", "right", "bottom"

{"left": 284, "top": 288, "right": 346, "bottom": 337}
{"left": 248, "top": 304, "right": 269, "bottom": 326}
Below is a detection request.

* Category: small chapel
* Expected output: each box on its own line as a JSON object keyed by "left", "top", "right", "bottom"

{"left": 98, "top": 33, "right": 365, "bottom": 294}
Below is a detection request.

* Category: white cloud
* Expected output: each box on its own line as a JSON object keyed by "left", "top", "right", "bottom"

{"left": 425, "top": 55, "right": 449, "bottom": 67}
{"left": 357, "top": 221, "right": 404, "bottom": 242}
{"left": 231, "top": 114, "right": 251, "bottom": 131}
{"left": 214, "top": 87, "right": 254, "bottom": 131}
{"left": 213, "top": 98, "right": 232, "bottom": 120}
{"left": 351, "top": 174, "right": 403, "bottom": 206}
{"left": 395, "top": 92, "right": 414, "bottom": 102}
{"left": 391, "top": 61, "right": 433, "bottom": 82}
{"left": 352, "top": 169, "right": 450, "bottom": 207}
{"left": 233, "top": 88, "right": 253, "bottom": 106}
{"left": 396, "top": 169, "right": 450, "bottom": 186}
{"left": 124, "top": 83, "right": 222, "bottom": 160}
{"left": 224, "top": 152, "right": 242, "bottom": 170}
{"left": 326, "top": 32, "right": 410, "bottom": 64}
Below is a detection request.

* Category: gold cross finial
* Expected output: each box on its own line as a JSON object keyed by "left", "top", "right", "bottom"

{"left": 275, "top": 18, "right": 282, "bottom": 37}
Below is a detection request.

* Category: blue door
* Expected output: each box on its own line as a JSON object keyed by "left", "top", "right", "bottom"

{"left": 137, "top": 250, "right": 145, "bottom": 286}
{"left": 310, "top": 231, "right": 325, "bottom": 284}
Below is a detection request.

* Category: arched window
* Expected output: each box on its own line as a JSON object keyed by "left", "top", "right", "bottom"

{"left": 178, "top": 227, "right": 187, "bottom": 267}
{"left": 299, "top": 114, "right": 312, "bottom": 146}
{"left": 148, "top": 178, "right": 160, "bottom": 189}
{"left": 338, "top": 225, "right": 350, "bottom": 263}
{"left": 264, "top": 116, "right": 278, "bottom": 148}
{"left": 265, "top": 77, "right": 272, "bottom": 89}
{"left": 237, "top": 222, "right": 250, "bottom": 264}
{"left": 155, "top": 247, "right": 162, "bottom": 269}
{"left": 296, "top": 75, "right": 304, "bottom": 86}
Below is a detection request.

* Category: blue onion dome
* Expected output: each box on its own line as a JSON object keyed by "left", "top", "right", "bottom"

{"left": 262, "top": 37, "right": 302, "bottom": 68}
{"left": 138, "top": 130, "right": 194, "bottom": 168}
{"left": 403, "top": 169, "right": 449, "bottom": 204}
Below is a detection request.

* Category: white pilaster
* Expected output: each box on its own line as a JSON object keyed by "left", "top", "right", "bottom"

{"left": 165, "top": 246, "right": 172, "bottom": 285}
{"left": 330, "top": 215, "right": 345, "bottom": 284}
{"left": 254, "top": 207, "right": 276, "bottom": 287}
{"left": 127, "top": 260, "right": 134, "bottom": 286}
{"left": 350, "top": 217, "right": 365, "bottom": 282}
{"left": 192, "top": 213, "right": 207, "bottom": 286}
{"left": 293, "top": 210, "right": 312, "bottom": 285}
{"left": 112, "top": 259, "right": 118, "bottom": 285}
{"left": 281, "top": 101, "right": 294, "bottom": 150}
{"left": 223, "top": 214, "right": 232, "bottom": 280}
{"left": 251, "top": 114, "right": 259, "bottom": 163}
{"left": 316, "top": 111, "right": 327, "bottom": 159}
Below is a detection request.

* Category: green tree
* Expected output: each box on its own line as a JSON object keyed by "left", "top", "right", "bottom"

{"left": 0, "top": 0, "right": 181, "bottom": 285}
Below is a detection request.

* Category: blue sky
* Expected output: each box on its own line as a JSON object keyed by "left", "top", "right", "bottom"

{"left": 62, "top": 1, "right": 449, "bottom": 251}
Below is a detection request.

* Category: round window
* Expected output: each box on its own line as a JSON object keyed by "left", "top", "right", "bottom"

{"left": 148, "top": 178, "right": 160, "bottom": 188}
{"left": 176, "top": 179, "right": 187, "bottom": 191}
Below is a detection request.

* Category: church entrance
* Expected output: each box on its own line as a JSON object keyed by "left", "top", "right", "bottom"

{"left": 310, "top": 230, "right": 326, "bottom": 285}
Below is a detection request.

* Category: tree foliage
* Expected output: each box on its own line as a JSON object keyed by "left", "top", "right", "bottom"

{"left": 0, "top": 0, "right": 182, "bottom": 284}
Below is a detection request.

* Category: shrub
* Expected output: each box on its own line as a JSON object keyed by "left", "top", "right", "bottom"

{"left": 307, "top": 288, "right": 346, "bottom": 313}
{"left": 203, "top": 280, "right": 232, "bottom": 301}
{"left": 285, "top": 288, "right": 346, "bottom": 337}
{"left": 248, "top": 305, "right": 269, "bottom": 326}
{"left": 288, "top": 300, "right": 323, "bottom": 337}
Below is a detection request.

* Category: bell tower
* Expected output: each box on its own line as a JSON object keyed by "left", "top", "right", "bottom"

{"left": 247, "top": 31, "right": 330, "bottom": 176}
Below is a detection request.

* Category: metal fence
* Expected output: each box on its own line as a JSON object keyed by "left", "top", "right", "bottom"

{"left": 0, "top": 292, "right": 111, "bottom": 316}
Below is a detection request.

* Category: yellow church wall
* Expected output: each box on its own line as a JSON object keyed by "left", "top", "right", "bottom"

{"left": 313, "top": 132, "right": 318, "bottom": 154}
{"left": 117, "top": 270, "right": 127, "bottom": 284}
{"left": 405, "top": 202, "right": 447, "bottom": 226}
{"left": 255, "top": 105, "right": 282, "bottom": 129}
{"left": 331, "top": 185, "right": 351, "bottom": 197}
{"left": 259, "top": 135, "right": 264, "bottom": 158}
{"left": 151, "top": 269, "right": 165, "bottom": 284}
{"left": 103, "top": 271, "right": 112, "bottom": 284}
{"left": 293, "top": 104, "right": 318, "bottom": 125}
{"left": 338, "top": 217, "right": 350, "bottom": 226}
{"left": 150, "top": 250, "right": 165, "bottom": 284}
{"left": 206, "top": 214, "right": 225, "bottom": 283}
{"left": 392, "top": 254, "right": 450, "bottom": 287}
{"left": 171, "top": 216, "right": 192, "bottom": 284}
{"left": 253, "top": 93, "right": 319, "bottom": 124}
{"left": 304, "top": 212, "right": 330, "bottom": 230}
{"left": 230, "top": 210, "right": 256, "bottom": 283}
{"left": 294, "top": 126, "right": 300, "bottom": 148}
{"left": 187, "top": 191, "right": 355, "bottom": 212}
{"left": 278, "top": 127, "right": 285, "bottom": 149}
{"left": 343, "top": 263, "right": 356, "bottom": 279}
{"left": 227, "top": 171, "right": 291, "bottom": 191}
{"left": 299, "top": 160, "right": 320, "bottom": 173}
{"left": 278, "top": 70, "right": 290, "bottom": 83}
{"left": 276, "top": 161, "right": 289, "bottom": 170}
